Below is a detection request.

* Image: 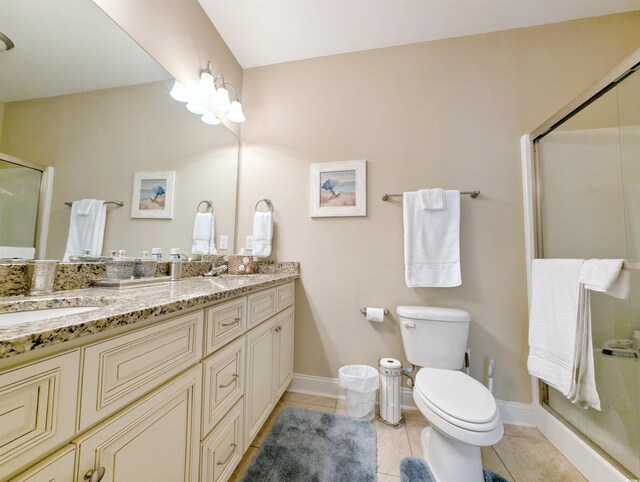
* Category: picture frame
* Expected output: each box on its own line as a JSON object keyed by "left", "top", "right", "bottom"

{"left": 130, "top": 171, "right": 175, "bottom": 219}
{"left": 310, "top": 160, "right": 366, "bottom": 217}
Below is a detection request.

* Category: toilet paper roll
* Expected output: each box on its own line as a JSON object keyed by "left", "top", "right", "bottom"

{"left": 366, "top": 307, "right": 385, "bottom": 322}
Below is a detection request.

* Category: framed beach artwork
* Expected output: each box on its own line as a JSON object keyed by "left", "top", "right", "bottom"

{"left": 130, "top": 171, "right": 175, "bottom": 219}
{"left": 310, "top": 160, "right": 366, "bottom": 217}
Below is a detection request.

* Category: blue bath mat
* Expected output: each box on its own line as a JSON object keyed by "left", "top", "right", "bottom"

{"left": 400, "top": 456, "right": 508, "bottom": 482}
{"left": 242, "top": 407, "right": 376, "bottom": 481}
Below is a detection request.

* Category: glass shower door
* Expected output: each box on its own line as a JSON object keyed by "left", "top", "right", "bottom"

{"left": 537, "top": 70, "right": 640, "bottom": 476}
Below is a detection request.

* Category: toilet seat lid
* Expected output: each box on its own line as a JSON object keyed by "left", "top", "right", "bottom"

{"left": 415, "top": 368, "right": 497, "bottom": 425}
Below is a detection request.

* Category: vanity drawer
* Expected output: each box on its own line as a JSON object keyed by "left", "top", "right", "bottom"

{"left": 202, "top": 337, "right": 245, "bottom": 437}
{"left": 276, "top": 283, "right": 294, "bottom": 312}
{"left": 9, "top": 445, "right": 75, "bottom": 482}
{"left": 247, "top": 288, "right": 277, "bottom": 328}
{"left": 205, "top": 298, "right": 247, "bottom": 355}
{"left": 0, "top": 351, "right": 79, "bottom": 481}
{"left": 200, "top": 399, "right": 243, "bottom": 482}
{"left": 79, "top": 310, "right": 203, "bottom": 431}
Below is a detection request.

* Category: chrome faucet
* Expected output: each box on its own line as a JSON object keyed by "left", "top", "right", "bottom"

{"left": 204, "top": 264, "right": 227, "bottom": 277}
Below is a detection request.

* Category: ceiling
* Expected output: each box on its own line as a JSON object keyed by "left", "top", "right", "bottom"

{"left": 0, "top": 0, "right": 170, "bottom": 102}
{"left": 198, "top": 0, "right": 640, "bottom": 69}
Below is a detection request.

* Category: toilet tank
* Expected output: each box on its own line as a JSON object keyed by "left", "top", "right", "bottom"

{"left": 397, "top": 306, "right": 471, "bottom": 369}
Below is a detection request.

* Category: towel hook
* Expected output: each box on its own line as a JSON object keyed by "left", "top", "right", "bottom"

{"left": 197, "top": 200, "right": 214, "bottom": 213}
{"left": 255, "top": 198, "right": 274, "bottom": 213}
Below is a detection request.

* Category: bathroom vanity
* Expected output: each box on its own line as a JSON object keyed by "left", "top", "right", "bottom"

{"left": 0, "top": 272, "right": 297, "bottom": 482}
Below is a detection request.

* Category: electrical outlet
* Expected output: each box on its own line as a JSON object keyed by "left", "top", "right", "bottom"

{"left": 219, "top": 235, "right": 228, "bottom": 250}
{"left": 245, "top": 235, "right": 254, "bottom": 250}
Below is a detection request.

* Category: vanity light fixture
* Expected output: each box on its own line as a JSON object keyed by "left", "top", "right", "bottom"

{"left": 168, "top": 61, "right": 246, "bottom": 124}
{"left": 186, "top": 100, "right": 206, "bottom": 115}
{"left": 201, "top": 111, "right": 221, "bottom": 125}
{"left": 226, "top": 84, "right": 246, "bottom": 123}
{"left": 169, "top": 81, "right": 190, "bottom": 102}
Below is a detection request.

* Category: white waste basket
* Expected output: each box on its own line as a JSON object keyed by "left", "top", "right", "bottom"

{"left": 338, "top": 365, "right": 379, "bottom": 421}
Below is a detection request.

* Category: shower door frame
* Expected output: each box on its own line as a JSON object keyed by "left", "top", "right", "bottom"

{"left": 522, "top": 46, "right": 640, "bottom": 482}
{"left": 0, "top": 152, "right": 54, "bottom": 259}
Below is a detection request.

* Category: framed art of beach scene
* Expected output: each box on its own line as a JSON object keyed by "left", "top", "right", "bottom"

{"left": 310, "top": 160, "right": 366, "bottom": 217}
{"left": 131, "top": 171, "right": 175, "bottom": 219}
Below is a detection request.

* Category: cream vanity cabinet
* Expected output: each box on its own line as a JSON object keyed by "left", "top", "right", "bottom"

{"left": 244, "top": 284, "right": 295, "bottom": 447}
{"left": 1, "top": 280, "right": 295, "bottom": 482}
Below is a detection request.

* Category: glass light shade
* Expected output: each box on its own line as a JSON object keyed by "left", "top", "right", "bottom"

{"left": 186, "top": 100, "right": 206, "bottom": 115}
{"left": 198, "top": 71, "right": 214, "bottom": 98}
{"left": 169, "top": 80, "right": 191, "bottom": 102}
{"left": 201, "top": 112, "right": 221, "bottom": 125}
{"left": 227, "top": 100, "right": 246, "bottom": 123}
{"left": 212, "top": 86, "right": 232, "bottom": 113}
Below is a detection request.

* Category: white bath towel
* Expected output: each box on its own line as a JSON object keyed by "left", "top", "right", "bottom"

{"left": 403, "top": 190, "right": 461, "bottom": 287}
{"left": 252, "top": 211, "right": 273, "bottom": 258}
{"left": 418, "top": 188, "right": 446, "bottom": 210}
{"left": 63, "top": 199, "right": 107, "bottom": 261}
{"left": 192, "top": 212, "right": 217, "bottom": 255}
{"left": 579, "top": 259, "right": 628, "bottom": 299}
{"left": 528, "top": 259, "right": 601, "bottom": 410}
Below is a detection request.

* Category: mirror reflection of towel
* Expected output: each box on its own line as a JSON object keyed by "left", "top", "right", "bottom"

{"left": 63, "top": 199, "right": 106, "bottom": 261}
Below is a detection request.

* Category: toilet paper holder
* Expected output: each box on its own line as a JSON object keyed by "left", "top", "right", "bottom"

{"left": 360, "top": 307, "right": 389, "bottom": 317}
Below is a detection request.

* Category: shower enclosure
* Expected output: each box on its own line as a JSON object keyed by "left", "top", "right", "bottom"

{"left": 527, "top": 54, "right": 640, "bottom": 479}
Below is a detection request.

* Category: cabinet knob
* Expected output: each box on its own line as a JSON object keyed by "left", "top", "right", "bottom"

{"left": 84, "top": 467, "right": 106, "bottom": 482}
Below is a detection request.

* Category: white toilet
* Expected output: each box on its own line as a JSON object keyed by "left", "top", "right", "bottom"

{"left": 398, "top": 306, "right": 503, "bottom": 482}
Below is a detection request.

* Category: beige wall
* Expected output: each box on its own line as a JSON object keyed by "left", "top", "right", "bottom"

{"left": 236, "top": 13, "right": 640, "bottom": 403}
{"left": 0, "top": 81, "right": 238, "bottom": 259}
{"left": 93, "top": 0, "right": 243, "bottom": 137}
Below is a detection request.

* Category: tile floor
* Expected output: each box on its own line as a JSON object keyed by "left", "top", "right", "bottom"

{"left": 230, "top": 392, "right": 587, "bottom": 481}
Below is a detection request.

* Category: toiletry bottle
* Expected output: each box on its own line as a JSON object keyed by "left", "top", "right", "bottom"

{"left": 151, "top": 248, "right": 162, "bottom": 261}
{"left": 169, "top": 248, "right": 181, "bottom": 261}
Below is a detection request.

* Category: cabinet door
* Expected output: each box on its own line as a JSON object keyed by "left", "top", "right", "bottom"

{"left": 79, "top": 310, "right": 203, "bottom": 430}
{"left": 0, "top": 351, "right": 79, "bottom": 481}
{"left": 275, "top": 307, "right": 295, "bottom": 400}
{"left": 9, "top": 445, "right": 75, "bottom": 482}
{"left": 74, "top": 366, "right": 201, "bottom": 482}
{"left": 244, "top": 318, "right": 276, "bottom": 447}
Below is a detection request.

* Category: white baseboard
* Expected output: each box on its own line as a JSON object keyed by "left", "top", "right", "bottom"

{"left": 289, "top": 372, "right": 535, "bottom": 427}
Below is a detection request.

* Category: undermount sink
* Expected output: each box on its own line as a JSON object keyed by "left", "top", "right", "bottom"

{"left": 218, "top": 274, "right": 271, "bottom": 280}
{"left": 0, "top": 297, "right": 114, "bottom": 326}
{"left": 0, "top": 306, "right": 102, "bottom": 326}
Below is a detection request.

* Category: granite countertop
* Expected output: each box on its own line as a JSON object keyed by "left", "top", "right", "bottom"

{"left": 0, "top": 272, "right": 298, "bottom": 360}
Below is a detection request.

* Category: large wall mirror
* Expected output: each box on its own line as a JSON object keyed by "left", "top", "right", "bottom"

{"left": 0, "top": 0, "right": 238, "bottom": 260}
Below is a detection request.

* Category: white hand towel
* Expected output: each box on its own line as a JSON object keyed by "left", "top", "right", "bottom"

{"left": 63, "top": 199, "right": 107, "bottom": 261}
{"left": 403, "top": 190, "right": 461, "bottom": 287}
{"left": 578, "top": 259, "right": 628, "bottom": 299}
{"left": 418, "top": 188, "right": 446, "bottom": 210}
{"left": 252, "top": 211, "right": 273, "bottom": 258}
{"left": 192, "top": 212, "right": 217, "bottom": 255}
{"left": 528, "top": 259, "right": 601, "bottom": 410}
